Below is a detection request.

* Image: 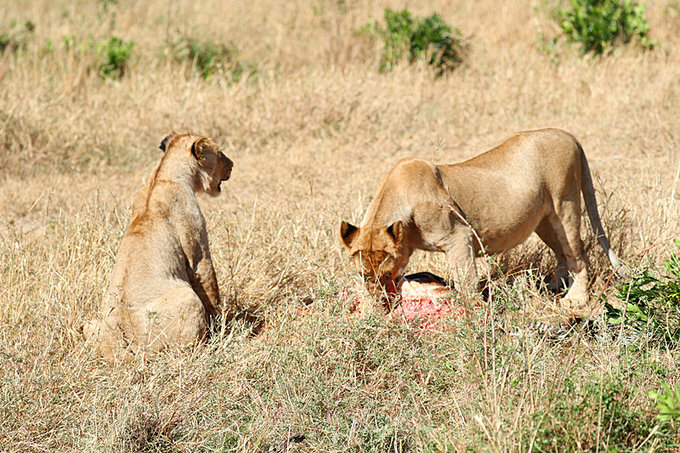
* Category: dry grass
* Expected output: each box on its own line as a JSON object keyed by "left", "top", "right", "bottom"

{"left": 1, "top": 0, "right": 680, "bottom": 451}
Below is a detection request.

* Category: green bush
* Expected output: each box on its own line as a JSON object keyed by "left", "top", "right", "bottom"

{"left": 96, "top": 36, "right": 133, "bottom": 78}
{"left": 649, "top": 383, "right": 680, "bottom": 422}
{"left": 169, "top": 36, "right": 243, "bottom": 81}
{"left": 366, "top": 9, "right": 465, "bottom": 73}
{"left": 559, "top": 0, "right": 656, "bottom": 54}
{"left": 60, "top": 34, "right": 133, "bottom": 79}
{"left": 0, "top": 20, "right": 35, "bottom": 55}
{"left": 606, "top": 240, "right": 680, "bottom": 347}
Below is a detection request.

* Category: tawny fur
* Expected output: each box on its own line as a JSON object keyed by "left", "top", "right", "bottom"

{"left": 340, "top": 128, "right": 621, "bottom": 309}
{"left": 83, "top": 132, "right": 233, "bottom": 360}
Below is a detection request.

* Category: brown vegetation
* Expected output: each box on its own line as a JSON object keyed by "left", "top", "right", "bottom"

{"left": 1, "top": 0, "right": 679, "bottom": 450}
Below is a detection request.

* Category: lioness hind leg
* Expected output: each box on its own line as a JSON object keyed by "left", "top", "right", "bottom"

{"left": 139, "top": 286, "right": 207, "bottom": 354}
{"left": 535, "top": 218, "right": 570, "bottom": 293}
{"left": 550, "top": 203, "right": 590, "bottom": 307}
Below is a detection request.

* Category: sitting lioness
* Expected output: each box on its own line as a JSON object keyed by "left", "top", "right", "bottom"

{"left": 340, "top": 128, "right": 621, "bottom": 310}
{"left": 83, "top": 132, "right": 233, "bottom": 360}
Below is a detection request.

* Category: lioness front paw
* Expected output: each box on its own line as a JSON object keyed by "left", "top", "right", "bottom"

{"left": 558, "top": 296, "right": 600, "bottom": 319}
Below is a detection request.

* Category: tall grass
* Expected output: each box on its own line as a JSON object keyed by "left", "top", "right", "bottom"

{"left": 1, "top": 0, "right": 680, "bottom": 450}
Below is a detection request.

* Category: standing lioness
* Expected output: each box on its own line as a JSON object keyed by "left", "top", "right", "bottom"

{"left": 340, "top": 128, "right": 621, "bottom": 308}
{"left": 84, "top": 132, "right": 233, "bottom": 360}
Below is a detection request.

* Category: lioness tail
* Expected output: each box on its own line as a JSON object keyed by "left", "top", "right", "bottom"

{"left": 578, "top": 144, "right": 625, "bottom": 276}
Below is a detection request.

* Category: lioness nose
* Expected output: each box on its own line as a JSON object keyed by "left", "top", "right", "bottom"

{"left": 220, "top": 153, "right": 233, "bottom": 168}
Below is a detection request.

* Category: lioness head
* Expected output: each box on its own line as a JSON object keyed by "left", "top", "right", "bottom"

{"left": 159, "top": 131, "right": 234, "bottom": 196}
{"left": 339, "top": 220, "right": 409, "bottom": 302}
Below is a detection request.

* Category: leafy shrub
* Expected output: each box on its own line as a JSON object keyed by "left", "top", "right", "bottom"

{"left": 60, "top": 35, "right": 134, "bottom": 78}
{"left": 606, "top": 240, "right": 680, "bottom": 347}
{"left": 96, "top": 36, "right": 133, "bottom": 78}
{"left": 60, "top": 35, "right": 133, "bottom": 79}
{"left": 366, "top": 9, "right": 465, "bottom": 73}
{"left": 169, "top": 36, "right": 243, "bottom": 81}
{"left": 559, "top": 0, "right": 656, "bottom": 54}
{"left": 0, "top": 20, "right": 35, "bottom": 55}
{"left": 649, "top": 383, "right": 680, "bottom": 422}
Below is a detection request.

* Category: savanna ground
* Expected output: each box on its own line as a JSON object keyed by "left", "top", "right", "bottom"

{"left": 1, "top": 0, "right": 680, "bottom": 451}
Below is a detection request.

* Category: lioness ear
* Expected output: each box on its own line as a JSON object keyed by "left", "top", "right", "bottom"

{"left": 385, "top": 220, "right": 404, "bottom": 244}
{"left": 159, "top": 131, "right": 178, "bottom": 152}
{"left": 191, "top": 137, "right": 206, "bottom": 159}
{"left": 191, "top": 137, "right": 217, "bottom": 160}
{"left": 340, "top": 221, "right": 359, "bottom": 249}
